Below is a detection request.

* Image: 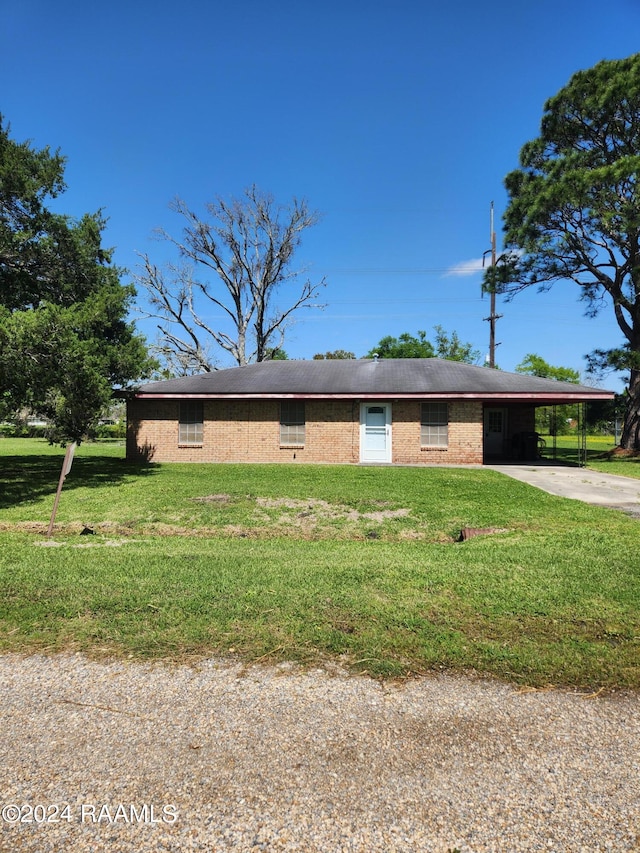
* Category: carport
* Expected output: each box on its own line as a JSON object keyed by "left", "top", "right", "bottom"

{"left": 483, "top": 401, "right": 602, "bottom": 465}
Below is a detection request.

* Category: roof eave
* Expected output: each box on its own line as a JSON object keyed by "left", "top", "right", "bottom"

{"left": 133, "top": 391, "right": 615, "bottom": 402}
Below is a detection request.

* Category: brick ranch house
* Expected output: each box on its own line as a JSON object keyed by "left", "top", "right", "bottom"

{"left": 126, "top": 358, "right": 614, "bottom": 465}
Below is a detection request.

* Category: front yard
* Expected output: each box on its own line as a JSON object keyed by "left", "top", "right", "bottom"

{"left": 0, "top": 439, "right": 638, "bottom": 688}
{"left": 542, "top": 433, "right": 640, "bottom": 476}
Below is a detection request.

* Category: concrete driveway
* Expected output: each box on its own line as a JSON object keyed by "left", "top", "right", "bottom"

{"left": 488, "top": 462, "right": 640, "bottom": 516}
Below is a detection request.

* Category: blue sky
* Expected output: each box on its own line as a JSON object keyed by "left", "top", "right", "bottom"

{"left": 3, "top": 0, "right": 640, "bottom": 389}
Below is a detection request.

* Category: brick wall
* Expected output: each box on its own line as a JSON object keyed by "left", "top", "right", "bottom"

{"left": 127, "top": 398, "right": 485, "bottom": 464}
{"left": 392, "top": 400, "right": 483, "bottom": 465}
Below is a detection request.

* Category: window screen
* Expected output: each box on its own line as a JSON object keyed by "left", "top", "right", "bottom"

{"left": 280, "top": 401, "right": 305, "bottom": 446}
{"left": 421, "top": 402, "right": 448, "bottom": 447}
{"left": 179, "top": 401, "right": 204, "bottom": 445}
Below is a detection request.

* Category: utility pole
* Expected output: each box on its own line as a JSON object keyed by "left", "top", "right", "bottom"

{"left": 483, "top": 202, "right": 503, "bottom": 368}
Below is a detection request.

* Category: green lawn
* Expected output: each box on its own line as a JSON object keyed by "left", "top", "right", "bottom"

{"left": 541, "top": 433, "right": 640, "bottom": 477}
{"left": 0, "top": 438, "right": 638, "bottom": 689}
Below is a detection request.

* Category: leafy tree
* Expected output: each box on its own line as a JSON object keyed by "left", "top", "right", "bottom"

{"left": 516, "top": 353, "right": 580, "bottom": 435}
{"left": 0, "top": 117, "right": 154, "bottom": 441}
{"left": 265, "top": 347, "right": 288, "bottom": 360}
{"left": 136, "top": 186, "right": 325, "bottom": 371}
{"left": 432, "top": 324, "right": 481, "bottom": 364}
{"left": 484, "top": 54, "right": 640, "bottom": 450}
{"left": 313, "top": 349, "right": 356, "bottom": 360}
{"left": 515, "top": 354, "right": 580, "bottom": 384}
{"left": 365, "top": 330, "right": 434, "bottom": 359}
{"left": 365, "top": 327, "right": 479, "bottom": 362}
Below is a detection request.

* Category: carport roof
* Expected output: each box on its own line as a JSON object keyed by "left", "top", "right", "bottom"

{"left": 133, "top": 358, "right": 614, "bottom": 403}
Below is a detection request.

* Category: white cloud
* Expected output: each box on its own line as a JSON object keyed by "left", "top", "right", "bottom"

{"left": 445, "top": 257, "right": 486, "bottom": 277}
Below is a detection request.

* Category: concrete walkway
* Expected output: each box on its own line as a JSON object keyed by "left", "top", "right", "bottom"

{"left": 488, "top": 462, "right": 640, "bottom": 516}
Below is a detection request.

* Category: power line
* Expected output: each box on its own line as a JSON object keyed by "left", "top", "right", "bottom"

{"left": 327, "top": 296, "right": 484, "bottom": 305}
{"left": 315, "top": 267, "right": 465, "bottom": 275}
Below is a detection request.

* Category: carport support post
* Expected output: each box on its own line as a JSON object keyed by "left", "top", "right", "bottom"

{"left": 578, "top": 403, "right": 587, "bottom": 467}
{"left": 47, "top": 442, "right": 77, "bottom": 537}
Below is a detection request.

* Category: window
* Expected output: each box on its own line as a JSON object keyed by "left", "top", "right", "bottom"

{"left": 487, "top": 410, "right": 503, "bottom": 433}
{"left": 179, "top": 401, "right": 204, "bottom": 445}
{"left": 421, "top": 402, "right": 448, "bottom": 447}
{"left": 280, "top": 401, "right": 305, "bottom": 446}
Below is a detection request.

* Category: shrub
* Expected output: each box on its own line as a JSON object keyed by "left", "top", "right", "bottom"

{"left": 92, "top": 422, "right": 126, "bottom": 440}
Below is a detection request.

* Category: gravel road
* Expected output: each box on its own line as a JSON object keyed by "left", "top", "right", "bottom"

{"left": 0, "top": 653, "right": 638, "bottom": 852}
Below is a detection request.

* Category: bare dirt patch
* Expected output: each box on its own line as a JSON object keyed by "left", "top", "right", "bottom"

{"left": 256, "top": 497, "right": 361, "bottom": 521}
{"left": 34, "top": 538, "right": 135, "bottom": 549}
{"left": 363, "top": 507, "right": 410, "bottom": 522}
{"left": 6, "top": 496, "right": 418, "bottom": 542}
{"left": 255, "top": 497, "right": 410, "bottom": 523}
{"left": 251, "top": 497, "right": 413, "bottom": 537}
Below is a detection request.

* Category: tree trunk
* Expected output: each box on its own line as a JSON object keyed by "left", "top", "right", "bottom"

{"left": 620, "top": 368, "right": 640, "bottom": 451}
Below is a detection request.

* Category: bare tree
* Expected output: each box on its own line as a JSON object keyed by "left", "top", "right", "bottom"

{"left": 136, "top": 187, "right": 325, "bottom": 371}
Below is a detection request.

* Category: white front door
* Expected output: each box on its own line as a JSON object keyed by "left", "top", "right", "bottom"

{"left": 360, "top": 403, "right": 392, "bottom": 463}
{"left": 484, "top": 407, "right": 506, "bottom": 457}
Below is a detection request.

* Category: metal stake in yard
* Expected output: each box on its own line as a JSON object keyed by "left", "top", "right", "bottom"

{"left": 47, "top": 442, "right": 77, "bottom": 537}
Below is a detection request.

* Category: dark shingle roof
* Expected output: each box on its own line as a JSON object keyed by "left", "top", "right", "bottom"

{"left": 135, "top": 359, "right": 613, "bottom": 401}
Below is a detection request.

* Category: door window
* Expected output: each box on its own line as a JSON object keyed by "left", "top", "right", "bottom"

{"left": 487, "top": 410, "right": 503, "bottom": 433}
